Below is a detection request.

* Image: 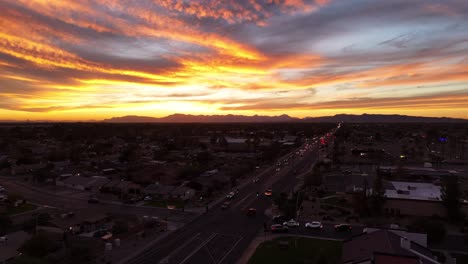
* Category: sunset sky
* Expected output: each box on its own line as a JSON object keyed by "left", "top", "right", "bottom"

{"left": 1, "top": 0, "right": 468, "bottom": 121}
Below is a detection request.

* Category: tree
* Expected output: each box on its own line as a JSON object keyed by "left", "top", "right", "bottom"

{"left": 196, "top": 151, "right": 213, "bottom": 164}
{"left": 112, "top": 220, "right": 129, "bottom": 235}
{"left": 369, "top": 174, "right": 385, "bottom": 216}
{"left": 304, "top": 167, "right": 322, "bottom": 187}
{"left": 20, "top": 232, "right": 60, "bottom": 257}
{"left": 262, "top": 141, "right": 281, "bottom": 161}
{"left": 409, "top": 218, "right": 446, "bottom": 244}
{"left": 0, "top": 214, "right": 12, "bottom": 235}
{"left": 441, "top": 175, "right": 462, "bottom": 222}
{"left": 64, "top": 245, "right": 97, "bottom": 264}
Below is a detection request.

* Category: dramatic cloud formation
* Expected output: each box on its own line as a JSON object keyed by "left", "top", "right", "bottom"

{"left": 0, "top": 0, "right": 467, "bottom": 120}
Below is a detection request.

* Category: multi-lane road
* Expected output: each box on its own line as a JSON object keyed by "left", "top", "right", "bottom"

{"left": 126, "top": 141, "right": 322, "bottom": 264}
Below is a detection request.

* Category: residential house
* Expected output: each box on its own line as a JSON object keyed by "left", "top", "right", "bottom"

{"left": 0, "top": 231, "right": 32, "bottom": 264}
{"left": 200, "top": 169, "right": 218, "bottom": 177}
{"left": 50, "top": 209, "right": 112, "bottom": 234}
{"left": 343, "top": 229, "right": 441, "bottom": 264}
{"left": 56, "top": 175, "right": 110, "bottom": 192}
{"left": 171, "top": 186, "right": 195, "bottom": 201}
{"left": 383, "top": 181, "right": 468, "bottom": 217}
{"left": 56, "top": 175, "right": 92, "bottom": 191}
{"left": 142, "top": 184, "right": 175, "bottom": 200}
{"left": 86, "top": 176, "right": 111, "bottom": 193}
{"left": 101, "top": 180, "right": 141, "bottom": 195}
{"left": 10, "top": 163, "right": 46, "bottom": 175}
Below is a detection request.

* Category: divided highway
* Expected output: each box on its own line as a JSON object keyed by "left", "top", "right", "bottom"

{"left": 126, "top": 142, "right": 320, "bottom": 264}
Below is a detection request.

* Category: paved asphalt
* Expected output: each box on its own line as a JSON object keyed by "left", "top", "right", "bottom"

{"left": 126, "top": 142, "right": 324, "bottom": 264}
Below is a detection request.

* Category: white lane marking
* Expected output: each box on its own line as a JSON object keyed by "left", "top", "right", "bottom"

{"left": 179, "top": 233, "right": 217, "bottom": 264}
{"left": 231, "top": 193, "right": 253, "bottom": 209}
{"left": 160, "top": 232, "right": 201, "bottom": 263}
{"left": 218, "top": 236, "right": 243, "bottom": 264}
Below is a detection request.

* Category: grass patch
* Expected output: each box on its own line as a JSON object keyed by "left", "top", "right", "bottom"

{"left": 144, "top": 200, "right": 185, "bottom": 209}
{"left": 248, "top": 237, "right": 342, "bottom": 264}
{"left": 7, "top": 203, "right": 38, "bottom": 215}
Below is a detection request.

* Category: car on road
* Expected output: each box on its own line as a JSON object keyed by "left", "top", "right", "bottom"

{"left": 92, "top": 229, "right": 110, "bottom": 238}
{"left": 124, "top": 197, "right": 138, "bottom": 204}
{"left": 246, "top": 208, "right": 257, "bottom": 217}
{"left": 264, "top": 189, "right": 273, "bottom": 196}
{"left": 88, "top": 197, "right": 99, "bottom": 204}
{"left": 275, "top": 168, "right": 280, "bottom": 172}
{"left": 221, "top": 201, "right": 230, "bottom": 209}
{"left": 272, "top": 215, "right": 288, "bottom": 224}
{"left": 226, "top": 191, "right": 236, "bottom": 199}
{"left": 270, "top": 224, "right": 288, "bottom": 233}
{"left": 283, "top": 219, "right": 300, "bottom": 227}
{"left": 334, "top": 224, "right": 352, "bottom": 232}
{"left": 143, "top": 196, "right": 152, "bottom": 201}
{"left": 0, "top": 194, "right": 8, "bottom": 202}
{"left": 252, "top": 177, "right": 259, "bottom": 183}
{"left": 305, "top": 221, "right": 323, "bottom": 229}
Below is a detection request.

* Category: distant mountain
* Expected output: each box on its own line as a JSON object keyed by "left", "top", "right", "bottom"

{"left": 103, "top": 113, "right": 468, "bottom": 123}
{"left": 103, "top": 114, "right": 299, "bottom": 123}
{"left": 2, "top": 113, "right": 466, "bottom": 123}
{"left": 302, "top": 113, "right": 468, "bottom": 123}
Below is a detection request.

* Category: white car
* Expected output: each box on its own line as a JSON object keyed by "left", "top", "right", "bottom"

{"left": 143, "top": 196, "right": 152, "bottom": 201}
{"left": 305, "top": 221, "right": 323, "bottom": 229}
{"left": 283, "top": 219, "right": 300, "bottom": 227}
{"left": 226, "top": 191, "right": 235, "bottom": 199}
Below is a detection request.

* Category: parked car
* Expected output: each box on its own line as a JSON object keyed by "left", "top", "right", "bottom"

{"left": 305, "top": 221, "right": 323, "bottom": 229}
{"left": 88, "top": 197, "right": 99, "bottom": 204}
{"left": 92, "top": 229, "right": 110, "bottom": 238}
{"left": 271, "top": 224, "right": 289, "bottom": 233}
{"left": 226, "top": 191, "right": 236, "bottom": 199}
{"left": 272, "top": 215, "right": 288, "bottom": 224}
{"left": 334, "top": 224, "right": 352, "bottom": 232}
{"left": 0, "top": 194, "right": 8, "bottom": 202}
{"left": 283, "top": 219, "right": 300, "bottom": 227}
{"left": 221, "top": 201, "right": 230, "bottom": 210}
{"left": 246, "top": 208, "right": 257, "bottom": 217}
{"left": 143, "top": 196, "right": 152, "bottom": 201}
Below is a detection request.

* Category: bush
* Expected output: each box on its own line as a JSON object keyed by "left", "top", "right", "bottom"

{"left": 112, "top": 220, "right": 129, "bottom": 235}
{"left": 0, "top": 214, "right": 12, "bottom": 235}
{"left": 20, "top": 232, "right": 60, "bottom": 258}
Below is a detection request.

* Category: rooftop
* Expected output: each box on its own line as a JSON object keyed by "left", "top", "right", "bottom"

{"left": 343, "top": 229, "right": 437, "bottom": 264}
{"left": 385, "top": 181, "right": 441, "bottom": 201}
{"left": 0, "top": 231, "right": 31, "bottom": 262}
